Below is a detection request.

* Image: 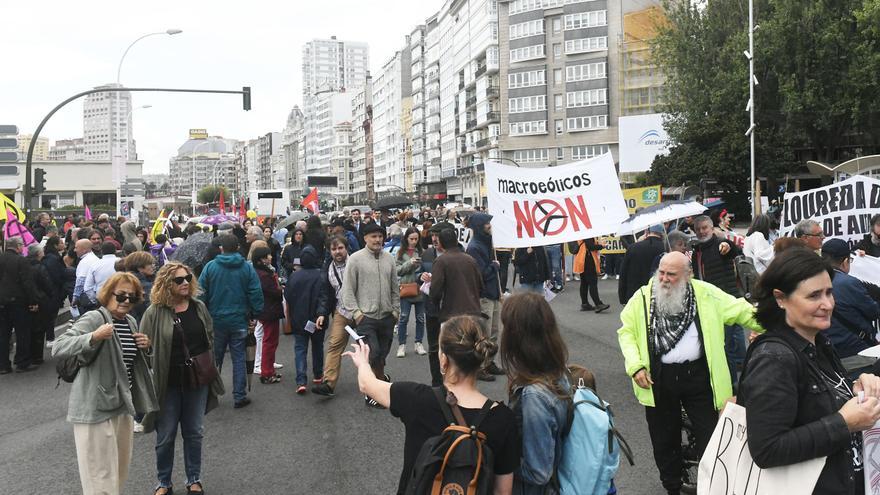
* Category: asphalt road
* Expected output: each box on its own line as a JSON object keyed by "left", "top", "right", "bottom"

{"left": 0, "top": 279, "right": 664, "bottom": 494}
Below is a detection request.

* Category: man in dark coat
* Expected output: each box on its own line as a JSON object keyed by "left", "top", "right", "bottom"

{"left": 465, "top": 213, "right": 503, "bottom": 379}
{"left": 691, "top": 215, "right": 744, "bottom": 384}
{"left": 822, "top": 239, "right": 880, "bottom": 358}
{"left": 513, "top": 245, "right": 550, "bottom": 292}
{"left": 0, "top": 237, "right": 40, "bottom": 373}
{"left": 618, "top": 225, "right": 666, "bottom": 305}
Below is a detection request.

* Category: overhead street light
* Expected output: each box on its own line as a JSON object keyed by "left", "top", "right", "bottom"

{"left": 114, "top": 29, "right": 183, "bottom": 217}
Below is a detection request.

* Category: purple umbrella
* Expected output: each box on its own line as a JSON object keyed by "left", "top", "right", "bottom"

{"left": 200, "top": 214, "right": 240, "bottom": 225}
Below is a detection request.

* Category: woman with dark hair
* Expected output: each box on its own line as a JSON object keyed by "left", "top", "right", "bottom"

{"left": 395, "top": 228, "right": 426, "bottom": 358}
{"left": 744, "top": 213, "right": 775, "bottom": 273}
{"left": 500, "top": 292, "right": 570, "bottom": 494}
{"left": 252, "top": 246, "right": 285, "bottom": 384}
{"left": 345, "top": 315, "right": 519, "bottom": 495}
{"left": 739, "top": 247, "right": 880, "bottom": 495}
{"left": 855, "top": 214, "right": 880, "bottom": 257}
{"left": 281, "top": 228, "right": 306, "bottom": 278}
{"left": 303, "top": 215, "right": 327, "bottom": 259}
{"left": 42, "top": 236, "right": 67, "bottom": 346}
{"left": 420, "top": 220, "right": 434, "bottom": 250}
{"left": 124, "top": 251, "right": 156, "bottom": 323}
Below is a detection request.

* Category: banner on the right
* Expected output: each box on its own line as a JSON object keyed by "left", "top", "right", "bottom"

{"left": 779, "top": 175, "right": 880, "bottom": 249}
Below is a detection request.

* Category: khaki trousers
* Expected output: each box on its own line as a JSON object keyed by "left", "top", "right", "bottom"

{"left": 73, "top": 414, "right": 133, "bottom": 495}
{"left": 480, "top": 298, "right": 500, "bottom": 343}
{"left": 323, "top": 309, "right": 354, "bottom": 388}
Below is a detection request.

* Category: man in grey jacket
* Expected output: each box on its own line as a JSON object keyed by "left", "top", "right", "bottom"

{"left": 341, "top": 222, "right": 400, "bottom": 407}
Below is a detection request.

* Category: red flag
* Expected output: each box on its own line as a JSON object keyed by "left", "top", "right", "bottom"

{"left": 239, "top": 196, "right": 246, "bottom": 218}
{"left": 302, "top": 187, "right": 319, "bottom": 213}
{"left": 219, "top": 189, "right": 226, "bottom": 214}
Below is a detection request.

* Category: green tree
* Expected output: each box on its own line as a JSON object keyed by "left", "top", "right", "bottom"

{"left": 197, "top": 185, "right": 229, "bottom": 205}
{"left": 650, "top": 0, "right": 880, "bottom": 215}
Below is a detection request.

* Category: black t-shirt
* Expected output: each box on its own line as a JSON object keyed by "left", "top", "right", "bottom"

{"left": 390, "top": 382, "right": 520, "bottom": 494}
{"left": 168, "top": 302, "right": 210, "bottom": 386}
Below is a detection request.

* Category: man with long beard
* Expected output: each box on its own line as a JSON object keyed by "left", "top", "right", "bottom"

{"left": 617, "top": 251, "right": 763, "bottom": 495}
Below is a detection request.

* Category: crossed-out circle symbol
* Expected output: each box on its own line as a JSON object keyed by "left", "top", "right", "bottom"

{"left": 534, "top": 199, "right": 568, "bottom": 236}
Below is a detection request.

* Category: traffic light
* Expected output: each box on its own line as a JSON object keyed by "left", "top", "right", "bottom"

{"left": 34, "top": 167, "right": 46, "bottom": 195}
{"left": 242, "top": 86, "right": 251, "bottom": 111}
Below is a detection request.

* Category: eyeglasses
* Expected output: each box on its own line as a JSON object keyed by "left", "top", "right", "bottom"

{"left": 113, "top": 292, "right": 139, "bottom": 303}
{"left": 804, "top": 232, "right": 826, "bottom": 238}
{"left": 172, "top": 274, "right": 193, "bottom": 285}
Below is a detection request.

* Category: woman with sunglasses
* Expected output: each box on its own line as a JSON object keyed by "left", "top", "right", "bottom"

{"left": 140, "top": 262, "right": 225, "bottom": 495}
{"left": 52, "top": 272, "right": 158, "bottom": 495}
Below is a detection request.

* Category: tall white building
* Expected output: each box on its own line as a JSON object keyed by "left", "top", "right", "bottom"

{"left": 408, "top": 0, "right": 502, "bottom": 206}
{"left": 331, "top": 122, "right": 353, "bottom": 194}
{"left": 350, "top": 75, "right": 373, "bottom": 201}
{"left": 281, "top": 106, "right": 305, "bottom": 193}
{"left": 372, "top": 44, "right": 412, "bottom": 193}
{"left": 301, "top": 37, "right": 370, "bottom": 193}
{"left": 83, "top": 84, "right": 136, "bottom": 160}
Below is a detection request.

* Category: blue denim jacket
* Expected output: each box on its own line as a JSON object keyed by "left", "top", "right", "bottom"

{"left": 511, "top": 380, "right": 570, "bottom": 495}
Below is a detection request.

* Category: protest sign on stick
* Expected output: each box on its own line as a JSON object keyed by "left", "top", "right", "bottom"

{"left": 485, "top": 153, "right": 629, "bottom": 249}
{"left": 779, "top": 175, "right": 880, "bottom": 249}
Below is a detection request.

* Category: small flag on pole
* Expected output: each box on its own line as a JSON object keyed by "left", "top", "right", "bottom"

{"left": 219, "top": 188, "right": 226, "bottom": 215}
{"left": 3, "top": 209, "right": 37, "bottom": 253}
{"left": 302, "top": 187, "right": 319, "bottom": 213}
{"left": 84, "top": 204, "right": 92, "bottom": 221}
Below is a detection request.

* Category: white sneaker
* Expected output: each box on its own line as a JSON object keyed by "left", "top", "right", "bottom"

{"left": 133, "top": 421, "right": 144, "bottom": 433}
{"left": 565, "top": 275, "right": 571, "bottom": 281}
{"left": 45, "top": 341, "right": 54, "bottom": 348}
{"left": 396, "top": 344, "right": 406, "bottom": 358}
{"left": 274, "top": 363, "right": 283, "bottom": 369}
{"left": 601, "top": 274, "right": 609, "bottom": 280}
{"left": 616, "top": 274, "right": 620, "bottom": 280}
{"left": 415, "top": 342, "right": 427, "bottom": 355}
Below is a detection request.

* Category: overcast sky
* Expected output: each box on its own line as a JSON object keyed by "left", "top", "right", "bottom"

{"left": 6, "top": 0, "right": 438, "bottom": 174}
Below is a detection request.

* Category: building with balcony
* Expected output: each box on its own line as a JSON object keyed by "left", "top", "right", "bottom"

{"left": 372, "top": 44, "right": 413, "bottom": 194}
{"left": 498, "top": 0, "right": 622, "bottom": 176}
{"left": 351, "top": 74, "right": 374, "bottom": 202}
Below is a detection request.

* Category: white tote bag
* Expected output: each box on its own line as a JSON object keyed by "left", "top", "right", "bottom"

{"left": 697, "top": 402, "right": 826, "bottom": 495}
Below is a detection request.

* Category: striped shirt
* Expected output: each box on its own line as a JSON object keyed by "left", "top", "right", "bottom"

{"left": 113, "top": 319, "right": 138, "bottom": 387}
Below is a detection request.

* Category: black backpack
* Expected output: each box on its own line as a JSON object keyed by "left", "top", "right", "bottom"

{"left": 406, "top": 387, "right": 496, "bottom": 495}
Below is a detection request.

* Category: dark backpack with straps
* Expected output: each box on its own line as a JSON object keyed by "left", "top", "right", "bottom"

{"left": 406, "top": 387, "right": 496, "bottom": 495}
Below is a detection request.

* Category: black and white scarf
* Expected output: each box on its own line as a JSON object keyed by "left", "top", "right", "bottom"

{"left": 650, "top": 283, "right": 697, "bottom": 356}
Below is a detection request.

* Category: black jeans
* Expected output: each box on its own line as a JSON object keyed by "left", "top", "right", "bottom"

{"left": 644, "top": 358, "right": 717, "bottom": 494}
{"left": 497, "top": 251, "right": 512, "bottom": 293}
{"left": 579, "top": 273, "right": 602, "bottom": 307}
{"left": 426, "top": 315, "right": 442, "bottom": 386}
{"left": 0, "top": 303, "right": 31, "bottom": 370}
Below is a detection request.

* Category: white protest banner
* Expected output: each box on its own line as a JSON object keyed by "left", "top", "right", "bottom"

{"left": 864, "top": 424, "right": 880, "bottom": 494}
{"left": 453, "top": 223, "right": 472, "bottom": 250}
{"left": 779, "top": 175, "right": 880, "bottom": 249}
{"left": 851, "top": 255, "right": 880, "bottom": 287}
{"left": 485, "top": 153, "right": 629, "bottom": 249}
{"left": 698, "top": 402, "right": 826, "bottom": 495}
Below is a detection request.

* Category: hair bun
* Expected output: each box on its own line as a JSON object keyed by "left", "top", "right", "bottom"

{"left": 474, "top": 336, "right": 498, "bottom": 363}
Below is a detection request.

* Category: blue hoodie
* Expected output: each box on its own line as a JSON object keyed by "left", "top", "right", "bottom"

{"left": 198, "top": 252, "right": 264, "bottom": 331}
{"left": 466, "top": 213, "right": 500, "bottom": 300}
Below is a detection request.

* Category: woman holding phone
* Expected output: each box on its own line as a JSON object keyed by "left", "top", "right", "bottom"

{"left": 52, "top": 272, "right": 158, "bottom": 495}
{"left": 395, "top": 227, "right": 426, "bottom": 358}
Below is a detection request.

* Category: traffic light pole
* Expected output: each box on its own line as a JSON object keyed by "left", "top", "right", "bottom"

{"left": 23, "top": 86, "right": 251, "bottom": 213}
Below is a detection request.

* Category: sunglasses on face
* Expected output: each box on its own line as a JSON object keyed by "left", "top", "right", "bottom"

{"left": 173, "top": 274, "right": 193, "bottom": 285}
{"left": 113, "top": 292, "right": 139, "bottom": 304}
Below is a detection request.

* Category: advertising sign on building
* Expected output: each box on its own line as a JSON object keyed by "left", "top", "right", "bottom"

{"left": 618, "top": 113, "right": 672, "bottom": 173}
{"left": 485, "top": 154, "right": 629, "bottom": 248}
{"left": 189, "top": 129, "right": 208, "bottom": 140}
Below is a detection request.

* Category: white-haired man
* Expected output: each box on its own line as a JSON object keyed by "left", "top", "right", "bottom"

{"left": 617, "top": 251, "right": 763, "bottom": 495}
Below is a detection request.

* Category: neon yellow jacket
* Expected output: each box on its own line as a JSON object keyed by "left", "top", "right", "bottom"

{"left": 617, "top": 278, "right": 763, "bottom": 410}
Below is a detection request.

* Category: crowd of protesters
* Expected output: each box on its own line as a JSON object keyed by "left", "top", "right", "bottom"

{"left": 4, "top": 203, "right": 880, "bottom": 494}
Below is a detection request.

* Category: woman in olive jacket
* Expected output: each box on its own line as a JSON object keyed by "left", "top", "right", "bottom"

{"left": 140, "top": 262, "right": 225, "bottom": 495}
{"left": 52, "top": 272, "right": 158, "bottom": 495}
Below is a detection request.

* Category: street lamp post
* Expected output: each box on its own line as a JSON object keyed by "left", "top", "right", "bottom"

{"left": 114, "top": 29, "right": 182, "bottom": 217}
{"left": 744, "top": 4, "right": 758, "bottom": 217}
